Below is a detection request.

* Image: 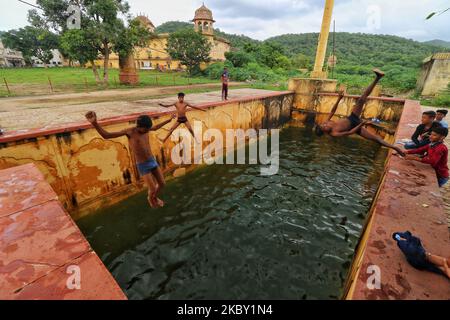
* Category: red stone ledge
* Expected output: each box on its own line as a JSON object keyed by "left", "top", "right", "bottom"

{"left": 347, "top": 100, "right": 450, "bottom": 300}
{"left": 0, "top": 91, "right": 294, "bottom": 144}
{"left": 0, "top": 163, "right": 127, "bottom": 300}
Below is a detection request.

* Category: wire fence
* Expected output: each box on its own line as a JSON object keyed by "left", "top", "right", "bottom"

{"left": 0, "top": 70, "right": 219, "bottom": 97}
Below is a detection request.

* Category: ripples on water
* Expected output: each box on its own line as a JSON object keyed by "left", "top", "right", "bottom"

{"left": 77, "top": 127, "right": 388, "bottom": 300}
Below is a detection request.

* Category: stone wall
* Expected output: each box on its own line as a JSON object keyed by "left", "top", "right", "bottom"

{"left": 0, "top": 92, "right": 293, "bottom": 219}
{"left": 417, "top": 54, "right": 450, "bottom": 97}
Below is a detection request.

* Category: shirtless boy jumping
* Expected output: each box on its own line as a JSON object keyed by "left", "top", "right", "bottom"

{"left": 159, "top": 92, "right": 206, "bottom": 143}
{"left": 314, "top": 69, "right": 405, "bottom": 156}
{"left": 85, "top": 111, "right": 175, "bottom": 208}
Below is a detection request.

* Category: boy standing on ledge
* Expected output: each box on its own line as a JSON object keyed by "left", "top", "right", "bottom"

{"left": 314, "top": 68, "right": 405, "bottom": 156}
{"left": 403, "top": 126, "right": 449, "bottom": 188}
{"left": 85, "top": 111, "right": 175, "bottom": 208}
{"left": 221, "top": 67, "right": 230, "bottom": 101}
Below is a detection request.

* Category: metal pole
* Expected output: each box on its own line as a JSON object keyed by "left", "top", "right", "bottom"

{"left": 332, "top": 20, "right": 336, "bottom": 79}
{"left": 311, "top": 0, "right": 335, "bottom": 79}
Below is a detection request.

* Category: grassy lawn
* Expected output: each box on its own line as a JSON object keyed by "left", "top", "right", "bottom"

{"left": 0, "top": 67, "right": 219, "bottom": 97}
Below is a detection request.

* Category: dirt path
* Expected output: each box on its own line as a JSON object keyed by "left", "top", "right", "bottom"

{"left": 0, "top": 82, "right": 245, "bottom": 110}
{"left": 0, "top": 88, "right": 272, "bottom": 131}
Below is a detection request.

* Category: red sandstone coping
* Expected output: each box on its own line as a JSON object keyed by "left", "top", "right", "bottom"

{"left": 0, "top": 91, "right": 294, "bottom": 144}
{"left": 348, "top": 100, "right": 450, "bottom": 300}
{"left": 318, "top": 92, "right": 406, "bottom": 103}
{"left": 0, "top": 163, "right": 127, "bottom": 300}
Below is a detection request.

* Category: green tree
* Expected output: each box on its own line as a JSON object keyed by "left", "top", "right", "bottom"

{"left": 292, "top": 53, "right": 311, "bottom": 69}
{"left": 2, "top": 26, "right": 58, "bottom": 66}
{"left": 33, "top": 0, "right": 137, "bottom": 83}
{"left": 274, "top": 55, "right": 292, "bottom": 70}
{"left": 166, "top": 29, "right": 211, "bottom": 75}
{"left": 225, "top": 51, "right": 253, "bottom": 67}
{"left": 60, "top": 29, "right": 102, "bottom": 82}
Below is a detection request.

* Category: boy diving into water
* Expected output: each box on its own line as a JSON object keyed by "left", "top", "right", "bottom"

{"left": 159, "top": 92, "right": 207, "bottom": 143}
{"left": 315, "top": 69, "right": 405, "bottom": 156}
{"left": 85, "top": 111, "right": 175, "bottom": 208}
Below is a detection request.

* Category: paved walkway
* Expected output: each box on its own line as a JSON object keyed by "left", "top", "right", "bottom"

{"left": 0, "top": 87, "right": 268, "bottom": 132}
{"left": 0, "top": 163, "right": 126, "bottom": 300}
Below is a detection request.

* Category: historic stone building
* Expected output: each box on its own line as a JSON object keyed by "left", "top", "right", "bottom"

{"left": 95, "top": 4, "right": 230, "bottom": 71}
{"left": 0, "top": 40, "right": 25, "bottom": 68}
{"left": 416, "top": 52, "right": 450, "bottom": 96}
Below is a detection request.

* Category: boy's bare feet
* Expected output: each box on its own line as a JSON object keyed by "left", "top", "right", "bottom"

{"left": 373, "top": 68, "right": 385, "bottom": 78}
{"left": 155, "top": 198, "right": 165, "bottom": 208}
{"left": 151, "top": 193, "right": 165, "bottom": 208}
{"left": 147, "top": 195, "right": 157, "bottom": 208}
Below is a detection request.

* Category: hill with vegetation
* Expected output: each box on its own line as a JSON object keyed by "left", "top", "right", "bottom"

{"left": 423, "top": 39, "right": 450, "bottom": 48}
{"left": 155, "top": 22, "right": 448, "bottom": 96}
{"left": 263, "top": 33, "right": 447, "bottom": 94}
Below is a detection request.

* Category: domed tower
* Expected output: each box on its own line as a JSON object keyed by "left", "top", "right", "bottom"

{"left": 135, "top": 15, "right": 155, "bottom": 33}
{"left": 192, "top": 3, "right": 215, "bottom": 36}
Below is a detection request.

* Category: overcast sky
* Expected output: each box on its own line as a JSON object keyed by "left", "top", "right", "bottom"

{"left": 0, "top": 0, "right": 449, "bottom": 42}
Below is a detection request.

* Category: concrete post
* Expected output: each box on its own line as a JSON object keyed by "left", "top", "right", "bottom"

{"left": 288, "top": 78, "right": 338, "bottom": 112}
{"left": 311, "top": 0, "right": 335, "bottom": 79}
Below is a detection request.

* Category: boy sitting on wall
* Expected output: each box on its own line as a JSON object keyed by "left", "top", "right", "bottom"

{"left": 403, "top": 111, "right": 441, "bottom": 150}
{"left": 436, "top": 109, "right": 449, "bottom": 129}
{"left": 85, "top": 111, "right": 175, "bottom": 208}
{"left": 403, "top": 126, "right": 449, "bottom": 188}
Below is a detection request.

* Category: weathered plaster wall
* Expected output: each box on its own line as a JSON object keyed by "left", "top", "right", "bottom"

{"left": 0, "top": 92, "right": 293, "bottom": 219}
{"left": 289, "top": 78, "right": 404, "bottom": 122}
{"left": 418, "top": 55, "right": 450, "bottom": 97}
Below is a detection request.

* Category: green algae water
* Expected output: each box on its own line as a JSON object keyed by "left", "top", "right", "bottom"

{"left": 77, "top": 127, "right": 388, "bottom": 300}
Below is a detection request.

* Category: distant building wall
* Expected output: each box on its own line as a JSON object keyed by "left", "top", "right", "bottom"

{"left": 0, "top": 40, "right": 25, "bottom": 67}
{"left": 91, "top": 33, "right": 230, "bottom": 71}
{"left": 417, "top": 53, "right": 450, "bottom": 96}
{"left": 32, "top": 49, "right": 64, "bottom": 68}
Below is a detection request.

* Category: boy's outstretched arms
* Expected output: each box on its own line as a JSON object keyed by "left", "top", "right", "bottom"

{"left": 326, "top": 91, "right": 345, "bottom": 122}
{"left": 187, "top": 103, "right": 207, "bottom": 112}
{"left": 85, "top": 111, "right": 129, "bottom": 139}
{"left": 159, "top": 103, "right": 175, "bottom": 108}
{"left": 151, "top": 114, "right": 177, "bottom": 131}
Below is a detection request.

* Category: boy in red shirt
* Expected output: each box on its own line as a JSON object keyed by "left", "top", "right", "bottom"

{"left": 403, "top": 127, "right": 449, "bottom": 188}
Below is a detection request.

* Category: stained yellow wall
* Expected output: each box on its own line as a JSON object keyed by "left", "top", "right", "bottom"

{"left": 289, "top": 78, "right": 404, "bottom": 122}
{"left": 420, "top": 58, "right": 450, "bottom": 96}
{"left": 0, "top": 94, "right": 293, "bottom": 219}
